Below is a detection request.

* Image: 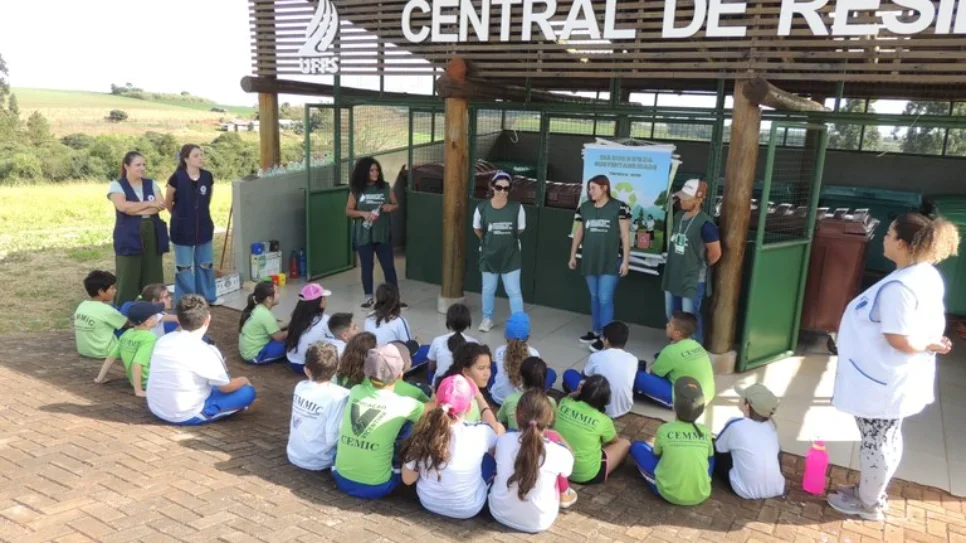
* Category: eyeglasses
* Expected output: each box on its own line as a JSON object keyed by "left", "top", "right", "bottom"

{"left": 493, "top": 185, "right": 511, "bottom": 192}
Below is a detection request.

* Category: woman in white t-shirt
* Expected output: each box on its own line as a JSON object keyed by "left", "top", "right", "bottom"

{"left": 828, "top": 212, "right": 959, "bottom": 521}
{"left": 490, "top": 312, "right": 555, "bottom": 404}
{"left": 428, "top": 303, "right": 478, "bottom": 384}
{"left": 364, "top": 283, "right": 429, "bottom": 369}
{"left": 489, "top": 389, "right": 574, "bottom": 533}
{"left": 402, "top": 375, "right": 504, "bottom": 519}
{"left": 713, "top": 384, "right": 784, "bottom": 500}
{"left": 285, "top": 283, "right": 333, "bottom": 374}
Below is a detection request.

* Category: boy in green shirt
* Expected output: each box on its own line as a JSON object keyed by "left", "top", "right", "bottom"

{"left": 634, "top": 311, "right": 715, "bottom": 408}
{"left": 94, "top": 301, "right": 163, "bottom": 397}
{"left": 630, "top": 377, "right": 714, "bottom": 506}
{"left": 74, "top": 270, "right": 129, "bottom": 359}
{"left": 333, "top": 343, "right": 426, "bottom": 499}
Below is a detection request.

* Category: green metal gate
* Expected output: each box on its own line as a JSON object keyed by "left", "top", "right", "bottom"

{"left": 738, "top": 121, "right": 828, "bottom": 371}
{"left": 304, "top": 104, "right": 353, "bottom": 279}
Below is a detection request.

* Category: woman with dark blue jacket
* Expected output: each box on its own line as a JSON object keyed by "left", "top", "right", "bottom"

{"left": 165, "top": 144, "right": 222, "bottom": 305}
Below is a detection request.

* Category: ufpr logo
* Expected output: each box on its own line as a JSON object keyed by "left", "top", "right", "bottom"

{"left": 298, "top": 0, "right": 341, "bottom": 74}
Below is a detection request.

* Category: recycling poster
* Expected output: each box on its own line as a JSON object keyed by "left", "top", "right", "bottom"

{"left": 571, "top": 142, "right": 677, "bottom": 274}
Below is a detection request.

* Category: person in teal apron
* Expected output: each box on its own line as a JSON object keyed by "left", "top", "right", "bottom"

{"left": 345, "top": 157, "right": 404, "bottom": 309}
{"left": 473, "top": 171, "right": 526, "bottom": 333}
{"left": 662, "top": 179, "right": 721, "bottom": 345}
{"left": 568, "top": 175, "right": 632, "bottom": 353}
{"left": 108, "top": 151, "right": 169, "bottom": 306}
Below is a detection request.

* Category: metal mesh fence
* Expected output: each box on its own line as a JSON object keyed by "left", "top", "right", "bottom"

{"left": 409, "top": 109, "right": 445, "bottom": 195}
{"left": 305, "top": 106, "right": 338, "bottom": 192}
{"left": 352, "top": 105, "right": 411, "bottom": 158}
{"left": 547, "top": 114, "right": 615, "bottom": 137}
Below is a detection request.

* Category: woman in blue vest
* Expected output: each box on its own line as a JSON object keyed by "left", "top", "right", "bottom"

{"left": 165, "top": 144, "right": 222, "bottom": 305}
{"left": 108, "top": 151, "right": 170, "bottom": 305}
{"left": 345, "top": 157, "right": 404, "bottom": 309}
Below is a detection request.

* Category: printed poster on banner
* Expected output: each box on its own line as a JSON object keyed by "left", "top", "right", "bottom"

{"left": 571, "top": 143, "right": 677, "bottom": 274}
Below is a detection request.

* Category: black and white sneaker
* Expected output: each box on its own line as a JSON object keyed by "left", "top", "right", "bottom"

{"left": 588, "top": 339, "right": 604, "bottom": 353}
{"left": 361, "top": 298, "right": 374, "bottom": 309}
{"left": 579, "top": 332, "right": 598, "bottom": 344}
{"left": 400, "top": 302, "right": 409, "bottom": 310}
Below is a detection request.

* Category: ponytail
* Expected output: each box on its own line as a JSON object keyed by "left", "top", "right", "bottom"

{"left": 893, "top": 212, "right": 960, "bottom": 264}
{"left": 177, "top": 144, "right": 201, "bottom": 171}
{"left": 239, "top": 281, "right": 275, "bottom": 331}
{"left": 119, "top": 151, "right": 143, "bottom": 180}
{"left": 504, "top": 339, "right": 530, "bottom": 388}
{"left": 445, "top": 303, "right": 472, "bottom": 352}
{"left": 400, "top": 407, "right": 455, "bottom": 479}
{"left": 508, "top": 389, "right": 554, "bottom": 500}
{"left": 447, "top": 331, "right": 467, "bottom": 353}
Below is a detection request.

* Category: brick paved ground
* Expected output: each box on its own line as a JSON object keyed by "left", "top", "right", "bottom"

{"left": 1, "top": 307, "right": 965, "bottom": 542}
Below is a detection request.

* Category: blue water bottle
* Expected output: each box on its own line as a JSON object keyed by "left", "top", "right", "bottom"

{"left": 298, "top": 249, "right": 307, "bottom": 278}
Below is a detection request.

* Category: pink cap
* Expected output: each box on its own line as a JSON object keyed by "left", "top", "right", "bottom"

{"left": 436, "top": 375, "right": 478, "bottom": 417}
{"left": 299, "top": 283, "right": 332, "bottom": 301}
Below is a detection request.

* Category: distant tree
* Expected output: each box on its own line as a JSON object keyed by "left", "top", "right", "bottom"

{"left": 181, "top": 91, "right": 191, "bottom": 96}
{"left": 7, "top": 93, "right": 18, "bottom": 117}
{"left": 108, "top": 109, "right": 129, "bottom": 123}
{"left": 899, "top": 101, "right": 965, "bottom": 155}
{"left": 26, "top": 111, "right": 52, "bottom": 145}
{"left": 61, "top": 133, "right": 95, "bottom": 150}
{"left": 0, "top": 52, "right": 9, "bottom": 107}
{"left": 829, "top": 99, "right": 868, "bottom": 150}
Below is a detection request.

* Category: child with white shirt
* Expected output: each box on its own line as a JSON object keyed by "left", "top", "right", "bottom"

{"left": 714, "top": 384, "right": 785, "bottom": 500}
{"left": 489, "top": 312, "right": 555, "bottom": 404}
{"left": 325, "top": 313, "right": 357, "bottom": 358}
{"left": 401, "top": 374, "right": 504, "bottom": 519}
{"left": 287, "top": 343, "right": 349, "bottom": 471}
{"left": 364, "top": 283, "right": 429, "bottom": 369}
{"left": 428, "top": 303, "right": 478, "bottom": 384}
{"left": 562, "top": 321, "right": 637, "bottom": 418}
{"left": 285, "top": 283, "right": 333, "bottom": 374}
{"left": 489, "top": 389, "right": 575, "bottom": 533}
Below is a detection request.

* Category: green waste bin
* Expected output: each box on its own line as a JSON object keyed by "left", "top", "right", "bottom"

{"left": 819, "top": 186, "right": 922, "bottom": 274}
{"left": 932, "top": 196, "right": 966, "bottom": 315}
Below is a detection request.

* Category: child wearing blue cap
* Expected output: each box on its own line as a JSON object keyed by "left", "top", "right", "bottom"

{"left": 94, "top": 301, "right": 164, "bottom": 396}
{"left": 489, "top": 312, "right": 556, "bottom": 404}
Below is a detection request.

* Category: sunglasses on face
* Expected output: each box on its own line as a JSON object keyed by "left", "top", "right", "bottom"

{"left": 493, "top": 185, "right": 511, "bottom": 192}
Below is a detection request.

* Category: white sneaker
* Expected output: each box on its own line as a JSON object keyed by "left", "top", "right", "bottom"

{"left": 559, "top": 487, "right": 578, "bottom": 509}
{"left": 479, "top": 318, "right": 494, "bottom": 333}
{"left": 210, "top": 297, "right": 226, "bottom": 307}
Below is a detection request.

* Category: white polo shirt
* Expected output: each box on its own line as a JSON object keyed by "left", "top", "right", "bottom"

{"left": 364, "top": 314, "right": 413, "bottom": 345}
{"left": 714, "top": 417, "right": 785, "bottom": 500}
{"left": 287, "top": 380, "right": 349, "bottom": 471}
{"left": 146, "top": 329, "right": 230, "bottom": 423}
{"left": 286, "top": 314, "right": 332, "bottom": 366}
{"left": 584, "top": 347, "right": 638, "bottom": 418}
{"left": 429, "top": 332, "right": 479, "bottom": 382}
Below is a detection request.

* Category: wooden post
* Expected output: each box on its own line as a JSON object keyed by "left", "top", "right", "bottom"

{"left": 439, "top": 58, "right": 470, "bottom": 309}
{"left": 709, "top": 79, "right": 762, "bottom": 355}
{"left": 258, "top": 89, "right": 281, "bottom": 170}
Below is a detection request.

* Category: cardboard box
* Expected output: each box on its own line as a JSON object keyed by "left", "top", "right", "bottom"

{"left": 250, "top": 252, "right": 282, "bottom": 281}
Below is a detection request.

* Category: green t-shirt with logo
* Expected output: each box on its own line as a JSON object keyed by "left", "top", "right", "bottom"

{"left": 110, "top": 328, "right": 157, "bottom": 389}
{"left": 662, "top": 210, "right": 714, "bottom": 298}
{"left": 553, "top": 397, "right": 616, "bottom": 482}
{"left": 478, "top": 200, "right": 522, "bottom": 274}
{"left": 74, "top": 300, "right": 128, "bottom": 359}
{"left": 575, "top": 199, "right": 631, "bottom": 276}
{"left": 239, "top": 304, "right": 280, "bottom": 361}
{"left": 498, "top": 390, "right": 557, "bottom": 430}
{"left": 335, "top": 380, "right": 425, "bottom": 485}
{"left": 650, "top": 339, "right": 716, "bottom": 403}
{"left": 354, "top": 378, "right": 430, "bottom": 404}
{"left": 352, "top": 184, "right": 391, "bottom": 247}
{"left": 653, "top": 420, "right": 713, "bottom": 505}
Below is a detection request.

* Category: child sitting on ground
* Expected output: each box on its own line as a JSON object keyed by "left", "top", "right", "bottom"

{"left": 401, "top": 375, "right": 504, "bottom": 520}
{"left": 285, "top": 283, "right": 333, "bottom": 374}
{"left": 498, "top": 357, "right": 557, "bottom": 430}
{"left": 325, "top": 313, "right": 358, "bottom": 358}
{"left": 239, "top": 281, "right": 288, "bottom": 364}
{"left": 714, "top": 383, "right": 784, "bottom": 500}
{"left": 554, "top": 375, "right": 632, "bottom": 484}
{"left": 335, "top": 333, "right": 430, "bottom": 403}
{"left": 94, "top": 301, "right": 164, "bottom": 396}
{"left": 75, "top": 270, "right": 129, "bottom": 359}
{"left": 287, "top": 343, "right": 349, "bottom": 471}
{"left": 489, "top": 312, "right": 555, "bottom": 404}
{"left": 488, "top": 389, "right": 575, "bottom": 533}
{"left": 364, "top": 283, "right": 428, "bottom": 369}
{"left": 630, "top": 377, "right": 714, "bottom": 506}
{"left": 438, "top": 343, "right": 498, "bottom": 424}
{"left": 332, "top": 344, "right": 427, "bottom": 499}
{"left": 634, "top": 312, "right": 715, "bottom": 408}
{"left": 428, "top": 303, "right": 478, "bottom": 385}
{"left": 119, "top": 284, "right": 179, "bottom": 337}
{"left": 147, "top": 295, "right": 257, "bottom": 425}
{"left": 562, "top": 321, "right": 638, "bottom": 418}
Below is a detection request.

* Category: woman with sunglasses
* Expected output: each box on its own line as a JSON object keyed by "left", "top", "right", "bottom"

{"left": 473, "top": 171, "right": 526, "bottom": 333}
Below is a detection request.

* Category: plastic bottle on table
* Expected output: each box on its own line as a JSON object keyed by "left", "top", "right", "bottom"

{"left": 802, "top": 441, "right": 829, "bottom": 495}
{"left": 298, "top": 249, "right": 307, "bottom": 278}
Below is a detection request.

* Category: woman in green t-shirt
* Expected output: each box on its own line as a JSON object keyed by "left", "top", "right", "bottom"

{"left": 568, "top": 175, "right": 632, "bottom": 353}
{"left": 473, "top": 171, "right": 526, "bottom": 333}
{"left": 345, "top": 157, "right": 403, "bottom": 310}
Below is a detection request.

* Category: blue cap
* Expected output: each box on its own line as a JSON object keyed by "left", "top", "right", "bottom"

{"left": 505, "top": 312, "right": 531, "bottom": 340}
{"left": 127, "top": 301, "right": 165, "bottom": 325}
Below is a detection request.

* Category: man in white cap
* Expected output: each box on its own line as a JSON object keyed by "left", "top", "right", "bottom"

{"left": 662, "top": 179, "right": 721, "bottom": 344}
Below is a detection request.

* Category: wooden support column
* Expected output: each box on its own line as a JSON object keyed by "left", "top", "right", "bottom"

{"left": 258, "top": 88, "right": 281, "bottom": 170}
{"left": 709, "top": 79, "right": 762, "bottom": 355}
{"left": 439, "top": 58, "right": 470, "bottom": 311}
{"left": 253, "top": 0, "right": 280, "bottom": 171}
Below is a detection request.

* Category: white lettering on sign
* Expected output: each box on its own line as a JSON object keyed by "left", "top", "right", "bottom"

{"left": 298, "top": 0, "right": 341, "bottom": 74}
{"left": 398, "top": 0, "right": 966, "bottom": 45}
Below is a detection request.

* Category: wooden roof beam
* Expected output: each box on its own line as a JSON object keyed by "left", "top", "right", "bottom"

{"left": 742, "top": 77, "right": 829, "bottom": 112}
{"left": 434, "top": 57, "right": 609, "bottom": 105}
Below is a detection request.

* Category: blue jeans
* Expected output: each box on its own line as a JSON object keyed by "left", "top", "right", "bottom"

{"left": 634, "top": 373, "right": 673, "bottom": 408}
{"left": 174, "top": 242, "right": 216, "bottom": 304}
{"left": 481, "top": 269, "right": 524, "bottom": 320}
{"left": 630, "top": 441, "right": 715, "bottom": 498}
{"left": 357, "top": 242, "right": 397, "bottom": 297}
{"left": 585, "top": 274, "right": 619, "bottom": 334}
{"left": 664, "top": 282, "right": 706, "bottom": 344}
{"left": 249, "top": 339, "right": 287, "bottom": 365}
{"left": 333, "top": 470, "right": 401, "bottom": 500}
{"left": 175, "top": 385, "right": 257, "bottom": 426}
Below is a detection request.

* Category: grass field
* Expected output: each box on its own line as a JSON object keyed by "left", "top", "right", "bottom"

{"left": 0, "top": 182, "right": 233, "bottom": 334}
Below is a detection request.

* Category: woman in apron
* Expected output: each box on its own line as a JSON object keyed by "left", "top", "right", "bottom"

{"left": 828, "top": 211, "right": 958, "bottom": 520}
{"left": 473, "top": 171, "right": 526, "bottom": 332}
{"left": 568, "top": 175, "right": 632, "bottom": 353}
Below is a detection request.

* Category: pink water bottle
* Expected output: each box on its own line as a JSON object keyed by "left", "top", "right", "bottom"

{"left": 802, "top": 441, "right": 829, "bottom": 495}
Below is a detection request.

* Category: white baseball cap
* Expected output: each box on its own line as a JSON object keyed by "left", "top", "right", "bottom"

{"left": 675, "top": 179, "right": 708, "bottom": 200}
